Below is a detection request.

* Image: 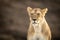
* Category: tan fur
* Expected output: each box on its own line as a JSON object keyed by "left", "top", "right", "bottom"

{"left": 27, "top": 7, "right": 51, "bottom": 40}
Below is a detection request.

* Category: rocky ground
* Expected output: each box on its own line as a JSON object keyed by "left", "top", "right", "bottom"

{"left": 0, "top": 0, "right": 60, "bottom": 40}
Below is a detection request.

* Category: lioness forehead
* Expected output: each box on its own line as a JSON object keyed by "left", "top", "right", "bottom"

{"left": 31, "top": 8, "right": 41, "bottom": 13}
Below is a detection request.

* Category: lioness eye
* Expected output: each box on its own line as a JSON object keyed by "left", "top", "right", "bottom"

{"left": 31, "top": 14, "right": 33, "bottom": 15}
{"left": 37, "top": 13, "right": 40, "bottom": 15}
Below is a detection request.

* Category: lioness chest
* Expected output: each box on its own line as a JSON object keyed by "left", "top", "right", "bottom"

{"left": 31, "top": 23, "right": 46, "bottom": 40}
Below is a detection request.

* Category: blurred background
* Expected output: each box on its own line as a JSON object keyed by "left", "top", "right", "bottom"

{"left": 0, "top": 0, "right": 60, "bottom": 40}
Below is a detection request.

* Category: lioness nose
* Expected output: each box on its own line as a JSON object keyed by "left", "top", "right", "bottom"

{"left": 33, "top": 19, "right": 36, "bottom": 21}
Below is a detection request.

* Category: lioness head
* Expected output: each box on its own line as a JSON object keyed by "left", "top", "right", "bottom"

{"left": 27, "top": 7, "right": 48, "bottom": 24}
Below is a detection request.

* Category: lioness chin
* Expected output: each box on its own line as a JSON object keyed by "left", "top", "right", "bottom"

{"left": 27, "top": 7, "right": 51, "bottom": 40}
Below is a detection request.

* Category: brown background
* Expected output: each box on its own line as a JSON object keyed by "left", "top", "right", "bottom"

{"left": 0, "top": 0, "right": 60, "bottom": 40}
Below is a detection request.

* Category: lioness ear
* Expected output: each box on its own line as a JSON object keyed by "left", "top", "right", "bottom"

{"left": 27, "top": 7, "right": 32, "bottom": 13}
{"left": 42, "top": 8, "right": 48, "bottom": 16}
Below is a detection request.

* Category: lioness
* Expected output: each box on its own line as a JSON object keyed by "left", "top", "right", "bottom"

{"left": 27, "top": 7, "right": 51, "bottom": 40}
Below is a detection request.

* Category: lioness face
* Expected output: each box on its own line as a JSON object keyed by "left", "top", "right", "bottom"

{"left": 27, "top": 7, "right": 48, "bottom": 24}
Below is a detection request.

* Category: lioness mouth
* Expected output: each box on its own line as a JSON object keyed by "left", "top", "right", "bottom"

{"left": 33, "top": 21, "right": 37, "bottom": 24}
